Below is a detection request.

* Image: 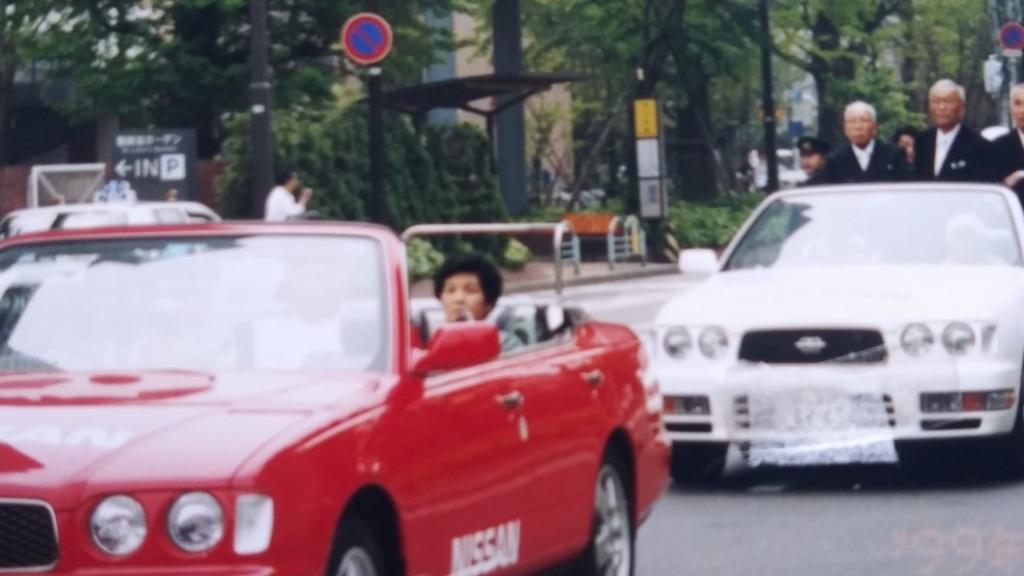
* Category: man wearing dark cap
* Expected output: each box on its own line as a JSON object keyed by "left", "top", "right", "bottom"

{"left": 797, "top": 136, "right": 829, "bottom": 186}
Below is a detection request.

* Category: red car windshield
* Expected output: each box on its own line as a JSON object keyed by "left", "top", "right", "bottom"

{"left": 0, "top": 235, "right": 388, "bottom": 373}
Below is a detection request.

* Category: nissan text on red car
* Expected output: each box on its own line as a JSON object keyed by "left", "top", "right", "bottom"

{"left": 0, "top": 221, "right": 668, "bottom": 575}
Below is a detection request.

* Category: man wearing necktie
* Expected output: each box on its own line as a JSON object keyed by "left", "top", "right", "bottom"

{"left": 993, "top": 84, "right": 1024, "bottom": 207}
{"left": 821, "top": 101, "right": 910, "bottom": 184}
{"left": 913, "top": 79, "right": 998, "bottom": 183}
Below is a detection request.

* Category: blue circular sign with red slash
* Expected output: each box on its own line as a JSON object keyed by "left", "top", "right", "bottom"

{"left": 341, "top": 13, "right": 393, "bottom": 66}
{"left": 1000, "top": 21, "right": 1024, "bottom": 53}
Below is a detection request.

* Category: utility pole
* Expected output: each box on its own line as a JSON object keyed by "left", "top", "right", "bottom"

{"left": 248, "top": 0, "right": 273, "bottom": 218}
{"left": 759, "top": 0, "right": 779, "bottom": 194}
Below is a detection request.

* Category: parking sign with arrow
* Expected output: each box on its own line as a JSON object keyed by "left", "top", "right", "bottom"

{"left": 110, "top": 129, "right": 197, "bottom": 201}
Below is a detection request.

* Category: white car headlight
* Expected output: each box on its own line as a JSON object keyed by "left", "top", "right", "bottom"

{"left": 234, "top": 494, "right": 274, "bottom": 555}
{"left": 698, "top": 327, "right": 729, "bottom": 359}
{"left": 942, "top": 322, "right": 976, "bottom": 356}
{"left": 91, "top": 495, "right": 147, "bottom": 556}
{"left": 167, "top": 492, "right": 224, "bottom": 553}
{"left": 901, "top": 323, "right": 934, "bottom": 357}
{"left": 663, "top": 327, "right": 692, "bottom": 358}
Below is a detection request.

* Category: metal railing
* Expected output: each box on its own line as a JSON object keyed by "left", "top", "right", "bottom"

{"left": 606, "top": 215, "right": 646, "bottom": 270}
{"left": 401, "top": 222, "right": 581, "bottom": 294}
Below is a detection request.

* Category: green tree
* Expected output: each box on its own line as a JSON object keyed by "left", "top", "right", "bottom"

{"left": 0, "top": 1, "right": 76, "bottom": 164}
{"left": 35, "top": 0, "right": 456, "bottom": 159}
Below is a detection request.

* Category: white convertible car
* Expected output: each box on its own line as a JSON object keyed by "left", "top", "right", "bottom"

{"left": 655, "top": 184, "right": 1024, "bottom": 481}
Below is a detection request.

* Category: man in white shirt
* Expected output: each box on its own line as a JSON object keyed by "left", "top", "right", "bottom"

{"left": 264, "top": 166, "right": 313, "bottom": 222}
{"left": 822, "top": 101, "right": 909, "bottom": 184}
{"left": 913, "top": 79, "right": 997, "bottom": 182}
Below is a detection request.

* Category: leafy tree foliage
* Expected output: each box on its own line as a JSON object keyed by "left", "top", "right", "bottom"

{"left": 25, "top": 0, "right": 456, "bottom": 158}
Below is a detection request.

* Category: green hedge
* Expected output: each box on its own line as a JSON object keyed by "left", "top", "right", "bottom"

{"left": 217, "top": 107, "right": 466, "bottom": 229}
{"left": 216, "top": 107, "right": 520, "bottom": 277}
{"left": 668, "top": 194, "right": 764, "bottom": 249}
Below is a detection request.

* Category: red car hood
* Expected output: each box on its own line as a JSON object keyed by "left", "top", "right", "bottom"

{"left": 0, "top": 371, "right": 384, "bottom": 509}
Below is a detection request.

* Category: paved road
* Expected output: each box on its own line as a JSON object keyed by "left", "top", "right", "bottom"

{"left": 547, "top": 274, "right": 1024, "bottom": 576}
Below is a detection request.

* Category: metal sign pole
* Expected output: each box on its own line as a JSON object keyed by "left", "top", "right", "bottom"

{"left": 342, "top": 8, "right": 393, "bottom": 226}
{"left": 369, "top": 66, "right": 387, "bottom": 225}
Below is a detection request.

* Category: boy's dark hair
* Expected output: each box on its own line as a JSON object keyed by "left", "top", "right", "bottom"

{"left": 891, "top": 126, "right": 918, "bottom": 143}
{"left": 274, "top": 165, "right": 296, "bottom": 186}
{"left": 433, "top": 253, "right": 503, "bottom": 306}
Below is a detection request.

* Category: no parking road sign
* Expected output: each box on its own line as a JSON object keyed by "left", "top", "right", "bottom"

{"left": 1000, "top": 21, "right": 1024, "bottom": 57}
{"left": 341, "top": 13, "right": 393, "bottom": 66}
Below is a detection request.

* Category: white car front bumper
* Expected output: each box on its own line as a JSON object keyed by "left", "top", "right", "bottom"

{"left": 656, "top": 359, "right": 1021, "bottom": 445}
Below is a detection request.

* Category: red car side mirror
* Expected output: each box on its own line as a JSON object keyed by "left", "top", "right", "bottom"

{"left": 412, "top": 322, "right": 501, "bottom": 375}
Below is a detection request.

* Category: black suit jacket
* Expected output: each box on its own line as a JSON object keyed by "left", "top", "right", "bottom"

{"left": 821, "top": 140, "right": 910, "bottom": 184}
{"left": 992, "top": 130, "right": 1024, "bottom": 206}
{"left": 913, "top": 125, "right": 999, "bottom": 182}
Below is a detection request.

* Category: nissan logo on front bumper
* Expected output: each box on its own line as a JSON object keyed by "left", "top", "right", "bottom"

{"left": 794, "top": 336, "right": 828, "bottom": 355}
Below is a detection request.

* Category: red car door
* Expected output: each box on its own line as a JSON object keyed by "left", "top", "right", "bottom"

{"left": 502, "top": 322, "right": 617, "bottom": 563}
{"left": 403, "top": 364, "right": 535, "bottom": 575}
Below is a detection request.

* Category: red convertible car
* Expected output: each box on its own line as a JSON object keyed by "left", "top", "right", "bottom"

{"left": 0, "top": 222, "right": 668, "bottom": 576}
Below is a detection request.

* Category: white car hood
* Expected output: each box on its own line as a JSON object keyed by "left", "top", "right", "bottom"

{"left": 657, "top": 265, "right": 1024, "bottom": 328}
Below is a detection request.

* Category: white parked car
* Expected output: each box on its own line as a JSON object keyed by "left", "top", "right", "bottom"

{"left": 655, "top": 183, "right": 1024, "bottom": 481}
{"left": 0, "top": 201, "right": 220, "bottom": 238}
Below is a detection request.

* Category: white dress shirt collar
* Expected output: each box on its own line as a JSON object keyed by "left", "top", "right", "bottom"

{"left": 852, "top": 139, "right": 875, "bottom": 172}
{"left": 934, "top": 124, "right": 962, "bottom": 176}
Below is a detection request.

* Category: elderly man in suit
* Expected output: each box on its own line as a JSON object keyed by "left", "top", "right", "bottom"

{"left": 914, "top": 79, "right": 998, "bottom": 182}
{"left": 994, "top": 83, "right": 1024, "bottom": 207}
{"left": 822, "top": 101, "right": 910, "bottom": 184}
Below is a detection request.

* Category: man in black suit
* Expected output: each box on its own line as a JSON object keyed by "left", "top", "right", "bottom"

{"left": 993, "top": 83, "right": 1024, "bottom": 207}
{"left": 821, "top": 101, "right": 910, "bottom": 184}
{"left": 914, "top": 79, "right": 999, "bottom": 183}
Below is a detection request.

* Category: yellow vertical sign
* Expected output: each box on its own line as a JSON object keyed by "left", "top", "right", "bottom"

{"left": 634, "top": 99, "right": 659, "bottom": 139}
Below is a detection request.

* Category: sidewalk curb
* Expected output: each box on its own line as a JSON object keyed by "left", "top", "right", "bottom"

{"left": 505, "top": 264, "right": 678, "bottom": 295}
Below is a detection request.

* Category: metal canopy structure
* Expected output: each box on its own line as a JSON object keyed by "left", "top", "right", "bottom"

{"left": 377, "top": 72, "right": 584, "bottom": 122}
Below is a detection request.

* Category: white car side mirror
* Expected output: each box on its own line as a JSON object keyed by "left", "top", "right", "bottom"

{"left": 678, "top": 248, "right": 719, "bottom": 277}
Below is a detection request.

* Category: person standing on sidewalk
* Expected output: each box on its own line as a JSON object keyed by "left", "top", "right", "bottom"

{"left": 264, "top": 166, "right": 313, "bottom": 222}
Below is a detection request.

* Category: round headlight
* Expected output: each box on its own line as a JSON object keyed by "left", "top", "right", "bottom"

{"left": 698, "top": 327, "right": 729, "bottom": 359}
{"left": 663, "top": 328, "right": 692, "bottom": 358}
{"left": 901, "top": 323, "right": 935, "bottom": 357}
{"left": 167, "top": 492, "right": 224, "bottom": 553}
{"left": 942, "top": 322, "right": 976, "bottom": 356}
{"left": 91, "top": 495, "right": 147, "bottom": 556}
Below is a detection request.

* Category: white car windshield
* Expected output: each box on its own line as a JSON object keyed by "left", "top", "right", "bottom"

{"left": 0, "top": 235, "right": 388, "bottom": 373}
{"left": 724, "top": 190, "right": 1023, "bottom": 270}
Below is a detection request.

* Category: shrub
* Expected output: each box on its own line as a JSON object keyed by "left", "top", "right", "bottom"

{"left": 216, "top": 108, "right": 509, "bottom": 232}
{"left": 669, "top": 193, "right": 764, "bottom": 249}
{"left": 503, "top": 238, "right": 532, "bottom": 270}
{"left": 406, "top": 238, "right": 445, "bottom": 282}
